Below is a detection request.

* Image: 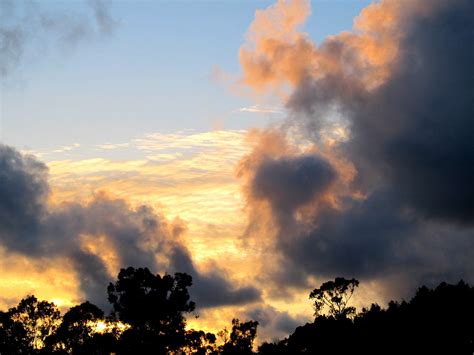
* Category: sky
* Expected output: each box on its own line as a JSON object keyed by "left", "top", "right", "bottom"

{"left": 1, "top": 0, "right": 473, "bottom": 343}
{"left": 1, "top": 0, "right": 371, "bottom": 149}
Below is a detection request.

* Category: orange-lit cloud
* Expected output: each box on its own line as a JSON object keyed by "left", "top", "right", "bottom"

{"left": 239, "top": 0, "right": 435, "bottom": 94}
{"left": 237, "top": 128, "right": 359, "bottom": 235}
{"left": 232, "top": 127, "right": 365, "bottom": 310}
{"left": 239, "top": 0, "right": 314, "bottom": 92}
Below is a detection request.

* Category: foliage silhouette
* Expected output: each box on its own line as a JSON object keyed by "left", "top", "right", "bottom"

{"left": 183, "top": 329, "right": 217, "bottom": 354}
{"left": 260, "top": 280, "right": 474, "bottom": 355}
{"left": 1, "top": 270, "right": 473, "bottom": 355}
{"left": 0, "top": 309, "right": 30, "bottom": 354}
{"left": 45, "top": 301, "right": 115, "bottom": 354}
{"left": 107, "top": 267, "right": 196, "bottom": 354}
{"left": 309, "top": 277, "right": 359, "bottom": 319}
{"left": 8, "top": 295, "right": 61, "bottom": 352}
{"left": 220, "top": 318, "right": 258, "bottom": 354}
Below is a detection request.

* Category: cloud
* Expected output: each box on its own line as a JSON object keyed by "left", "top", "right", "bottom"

{"left": 0, "top": 0, "right": 117, "bottom": 77}
{"left": 288, "top": 0, "right": 474, "bottom": 224}
{"left": 89, "top": 0, "right": 116, "bottom": 35}
{"left": 251, "top": 155, "right": 336, "bottom": 217}
{"left": 52, "top": 143, "right": 81, "bottom": 154}
{"left": 170, "top": 247, "right": 261, "bottom": 308}
{"left": 0, "top": 145, "right": 259, "bottom": 310}
{"left": 238, "top": 105, "right": 284, "bottom": 114}
{"left": 0, "top": 145, "right": 49, "bottom": 253}
{"left": 245, "top": 305, "right": 303, "bottom": 342}
{"left": 44, "top": 131, "right": 252, "bottom": 253}
{"left": 239, "top": 0, "right": 314, "bottom": 93}
{"left": 95, "top": 143, "right": 130, "bottom": 150}
{"left": 238, "top": 0, "right": 474, "bottom": 299}
{"left": 238, "top": 0, "right": 411, "bottom": 94}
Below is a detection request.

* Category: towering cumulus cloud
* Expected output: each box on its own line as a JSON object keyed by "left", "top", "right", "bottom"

{"left": 239, "top": 0, "right": 474, "bottom": 295}
{"left": 0, "top": 145, "right": 260, "bottom": 309}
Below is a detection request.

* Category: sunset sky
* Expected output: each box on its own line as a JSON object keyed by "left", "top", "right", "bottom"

{"left": 1, "top": 0, "right": 473, "bottom": 342}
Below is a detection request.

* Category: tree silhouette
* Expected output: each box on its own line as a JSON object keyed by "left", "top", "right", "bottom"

{"left": 309, "top": 277, "right": 359, "bottom": 318}
{"left": 107, "top": 267, "right": 195, "bottom": 354}
{"left": 220, "top": 318, "right": 258, "bottom": 354}
{"left": 7, "top": 295, "right": 61, "bottom": 351}
{"left": 184, "top": 329, "right": 217, "bottom": 354}
{"left": 0, "top": 309, "right": 30, "bottom": 354}
{"left": 260, "top": 280, "right": 474, "bottom": 355}
{"left": 1, "top": 271, "right": 473, "bottom": 355}
{"left": 258, "top": 340, "right": 288, "bottom": 355}
{"left": 46, "top": 301, "right": 116, "bottom": 354}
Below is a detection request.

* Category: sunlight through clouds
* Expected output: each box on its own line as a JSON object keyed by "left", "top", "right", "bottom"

{"left": 45, "top": 130, "right": 252, "bottom": 271}
{"left": 0, "top": 247, "right": 80, "bottom": 311}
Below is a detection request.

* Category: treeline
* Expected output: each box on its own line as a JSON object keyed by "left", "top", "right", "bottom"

{"left": 260, "top": 278, "right": 474, "bottom": 355}
{"left": 0, "top": 268, "right": 473, "bottom": 355}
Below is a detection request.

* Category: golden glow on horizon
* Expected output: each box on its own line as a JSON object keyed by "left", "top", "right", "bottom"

{"left": 0, "top": 247, "right": 81, "bottom": 311}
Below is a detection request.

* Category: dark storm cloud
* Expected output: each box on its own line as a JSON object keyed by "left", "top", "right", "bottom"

{"left": 47, "top": 198, "right": 165, "bottom": 270}
{"left": 249, "top": 0, "right": 474, "bottom": 293}
{"left": 289, "top": 0, "right": 474, "bottom": 224}
{"left": 68, "top": 250, "right": 113, "bottom": 310}
{"left": 170, "top": 247, "right": 261, "bottom": 308}
{"left": 277, "top": 191, "right": 420, "bottom": 281}
{"left": 247, "top": 305, "right": 301, "bottom": 337}
{"left": 0, "top": 0, "right": 116, "bottom": 77}
{"left": 0, "top": 145, "right": 258, "bottom": 309}
{"left": 353, "top": 0, "right": 474, "bottom": 224}
{"left": 0, "top": 145, "right": 48, "bottom": 253}
{"left": 43, "top": 197, "right": 168, "bottom": 307}
{"left": 251, "top": 155, "right": 336, "bottom": 216}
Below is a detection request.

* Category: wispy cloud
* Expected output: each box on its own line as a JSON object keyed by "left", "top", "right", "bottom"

{"left": 1, "top": 0, "right": 117, "bottom": 78}
{"left": 45, "top": 130, "right": 253, "bottom": 266}
{"left": 52, "top": 143, "right": 80, "bottom": 154}
{"left": 20, "top": 143, "right": 81, "bottom": 158}
{"left": 95, "top": 142, "right": 130, "bottom": 150}
{"left": 238, "top": 105, "right": 284, "bottom": 114}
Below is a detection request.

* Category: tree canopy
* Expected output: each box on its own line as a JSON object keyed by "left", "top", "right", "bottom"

{"left": 107, "top": 267, "right": 196, "bottom": 354}
{"left": 7, "top": 295, "right": 61, "bottom": 351}
{"left": 309, "top": 277, "right": 359, "bottom": 318}
{"left": 0, "top": 270, "right": 473, "bottom": 355}
{"left": 260, "top": 280, "right": 474, "bottom": 355}
{"left": 220, "top": 318, "right": 259, "bottom": 355}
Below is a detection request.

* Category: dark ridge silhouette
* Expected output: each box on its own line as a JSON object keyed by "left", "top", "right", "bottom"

{"left": 259, "top": 279, "right": 474, "bottom": 355}
{"left": 0, "top": 271, "right": 473, "bottom": 354}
